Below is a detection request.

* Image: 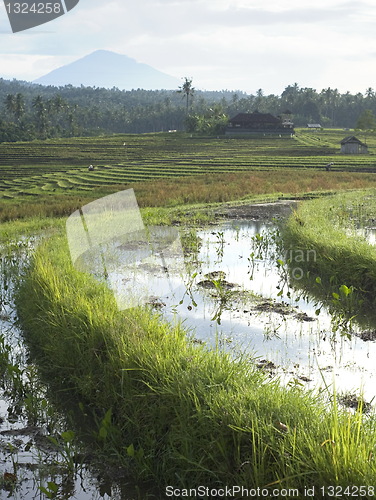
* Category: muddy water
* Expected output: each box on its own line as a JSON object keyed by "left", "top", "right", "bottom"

{"left": 154, "top": 219, "right": 376, "bottom": 405}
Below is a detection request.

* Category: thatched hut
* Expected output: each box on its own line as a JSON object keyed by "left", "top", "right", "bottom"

{"left": 340, "top": 136, "right": 368, "bottom": 154}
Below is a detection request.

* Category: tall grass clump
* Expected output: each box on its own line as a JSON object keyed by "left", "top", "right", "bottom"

{"left": 16, "top": 233, "right": 376, "bottom": 492}
{"left": 282, "top": 190, "right": 376, "bottom": 311}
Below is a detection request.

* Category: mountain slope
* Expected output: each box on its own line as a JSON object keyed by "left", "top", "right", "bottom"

{"left": 33, "top": 50, "right": 180, "bottom": 90}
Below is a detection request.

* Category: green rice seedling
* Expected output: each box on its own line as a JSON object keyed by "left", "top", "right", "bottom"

{"left": 16, "top": 231, "right": 376, "bottom": 493}
{"left": 281, "top": 189, "right": 376, "bottom": 327}
{"left": 48, "top": 430, "right": 82, "bottom": 475}
{"left": 38, "top": 481, "right": 59, "bottom": 499}
{"left": 214, "top": 230, "right": 225, "bottom": 260}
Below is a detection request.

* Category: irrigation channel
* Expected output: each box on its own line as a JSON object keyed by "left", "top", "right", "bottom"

{"left": 2, "top": 202, "right": 376, "bottom": 498}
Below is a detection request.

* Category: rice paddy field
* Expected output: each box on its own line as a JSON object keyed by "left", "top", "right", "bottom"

{"left": 1, "top": 128, "right": 376, "bottom": 223}
{"left": 3, "top": 129, "right": 376, "bottom": 498}
{"left": 0, "top": 128, "right": 375, "bottom": 197}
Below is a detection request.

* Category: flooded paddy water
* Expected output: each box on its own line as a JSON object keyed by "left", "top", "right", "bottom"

{"left": 2, "top": 201, "right": 376, "bottom": 498}
{"left": 150, "top": 203, "right": 376, "bottom": 407}
{"left": 170, "top": 219, "right": 376, "bottom": 403}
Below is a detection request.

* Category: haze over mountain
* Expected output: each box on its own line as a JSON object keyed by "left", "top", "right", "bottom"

{"left": 33, "top": 50, "right": 180, "bottom": 90}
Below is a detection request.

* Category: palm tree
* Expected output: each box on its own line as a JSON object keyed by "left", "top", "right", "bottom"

{"left": 4, "top": 94, "right": 16, "bottom": 118}
{"left": 14, "top": 93, "right": 25, "bottom": 121}
{"left": 32, "top": 95, "right": 47, "bottom": 136}
{"left": 4, "top": 93, "right": 25, "bottom": 122}
{"left": 177, "top": 77, "right": 195, "bottom": 114}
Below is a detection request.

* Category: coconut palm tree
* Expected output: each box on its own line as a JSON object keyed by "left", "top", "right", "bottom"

{"left": 177, "top": 77, "right": 195, "bottom": 114}
{"left": 4, "top": 94, "right": 16, "bottom": 118}
{"left": 32, "top": 95, "right": 48, "bottom": 137}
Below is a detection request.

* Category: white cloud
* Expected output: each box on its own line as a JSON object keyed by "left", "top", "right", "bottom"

{"left": 0, "top": 54, "right": 61, "bottom": 79}
{"left": 0, "top": 0, "right": 376, "bottom": 93}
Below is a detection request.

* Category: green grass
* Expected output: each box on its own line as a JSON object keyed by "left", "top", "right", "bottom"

{"left": 281, "top": 190, "right": 376, "bottom": 324}
{"left": 15, "top": 230, "right": 376, "bottom": 493}
{"left": 1, "top": 167, "right": 375, "bottom": 223}
{"left": 5, "top": 131, "right": 376, "bottom": 494}
{"left": 0, "top": 129, "right": 375, "bottom": 223}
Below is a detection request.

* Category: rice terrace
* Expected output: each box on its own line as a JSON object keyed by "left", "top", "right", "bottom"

{"left": 3, "top": 128, "right": 376, "bottom": 498}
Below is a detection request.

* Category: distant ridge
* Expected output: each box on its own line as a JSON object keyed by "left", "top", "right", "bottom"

{"left": 33, "top": 50, "right": 180, "bottom": 90}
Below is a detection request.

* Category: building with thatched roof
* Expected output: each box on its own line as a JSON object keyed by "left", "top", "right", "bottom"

{"left": 340, "top": 136, "right": 368, "bottom": 154}
{"left": 307, "top": 123, "right": 322, "bottom": 130}
{"left": 226, "top": 111, "right": 294, "bottom": 136}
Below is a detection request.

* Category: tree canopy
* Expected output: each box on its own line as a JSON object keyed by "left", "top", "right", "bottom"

{"left": 1, "top": 78, "right": 376, "bottom": 141}
{"left": 355, "top": 109, "right": 376, "bottom": 142}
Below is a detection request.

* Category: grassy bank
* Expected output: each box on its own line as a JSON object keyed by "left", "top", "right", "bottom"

{"left": 16, "top": 231, "right": 376, "bottom": 494}
{"left": 281, "top": 190, "right": 376, "bottom": 321}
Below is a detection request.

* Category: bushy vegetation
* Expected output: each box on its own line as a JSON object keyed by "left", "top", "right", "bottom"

{"left": 2, "top": 77, "right": 376, "bottom": 139}
{"left": 16, "top": 232, "right": 376, "bottom": 493}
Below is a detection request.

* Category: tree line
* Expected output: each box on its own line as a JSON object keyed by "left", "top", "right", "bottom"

{"left": 1, "top": 77, "right": 376, "bottom": 142}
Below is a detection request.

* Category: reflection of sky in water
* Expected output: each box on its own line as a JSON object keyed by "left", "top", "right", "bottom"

{"left": 77, "top": 227, "right": 185, "bottom": 310}
{"left": 0, "top": 246, "right": 114, "bottom": 500}
{"left": 85, "top": 219, "right": 376, "bottom": 403}
{"left": 160, "top": 220, "right": 376, "bottom": 402}
{"left": 360, "top": 227, "right": 376, "bottom": 245}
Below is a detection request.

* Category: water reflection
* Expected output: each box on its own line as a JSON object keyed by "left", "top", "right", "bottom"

{"left": 3, "top": 219, "right": 376, "bottom": 498}
{"left": 130, "top": 219, "right": 376, "bottom": 403}
{"left": 0, "top": 242, "right": 128, "bottom": 500}
{"left": 360, "top": 226, "right": 376, "bottom": 246}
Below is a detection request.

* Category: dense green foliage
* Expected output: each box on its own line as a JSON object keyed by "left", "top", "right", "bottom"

{"left": 2, "top": 78, "right": 376, "bottom": 140}
{"left": 16, "top": 232, "right": 376, "bottom": 493}
{"left": 356, "top": 109, "right": 376, "bottom": 143}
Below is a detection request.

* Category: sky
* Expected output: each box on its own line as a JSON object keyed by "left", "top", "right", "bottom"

{"left": 0, "top": 0, "right": 376, "bottom": 95}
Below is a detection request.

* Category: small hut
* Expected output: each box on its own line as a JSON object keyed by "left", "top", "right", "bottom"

{"left": 340, "top": 136, "right": 368, "bottom": 154}
{"left": 307, "top": 123, "right": 322, "bottom": 130}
